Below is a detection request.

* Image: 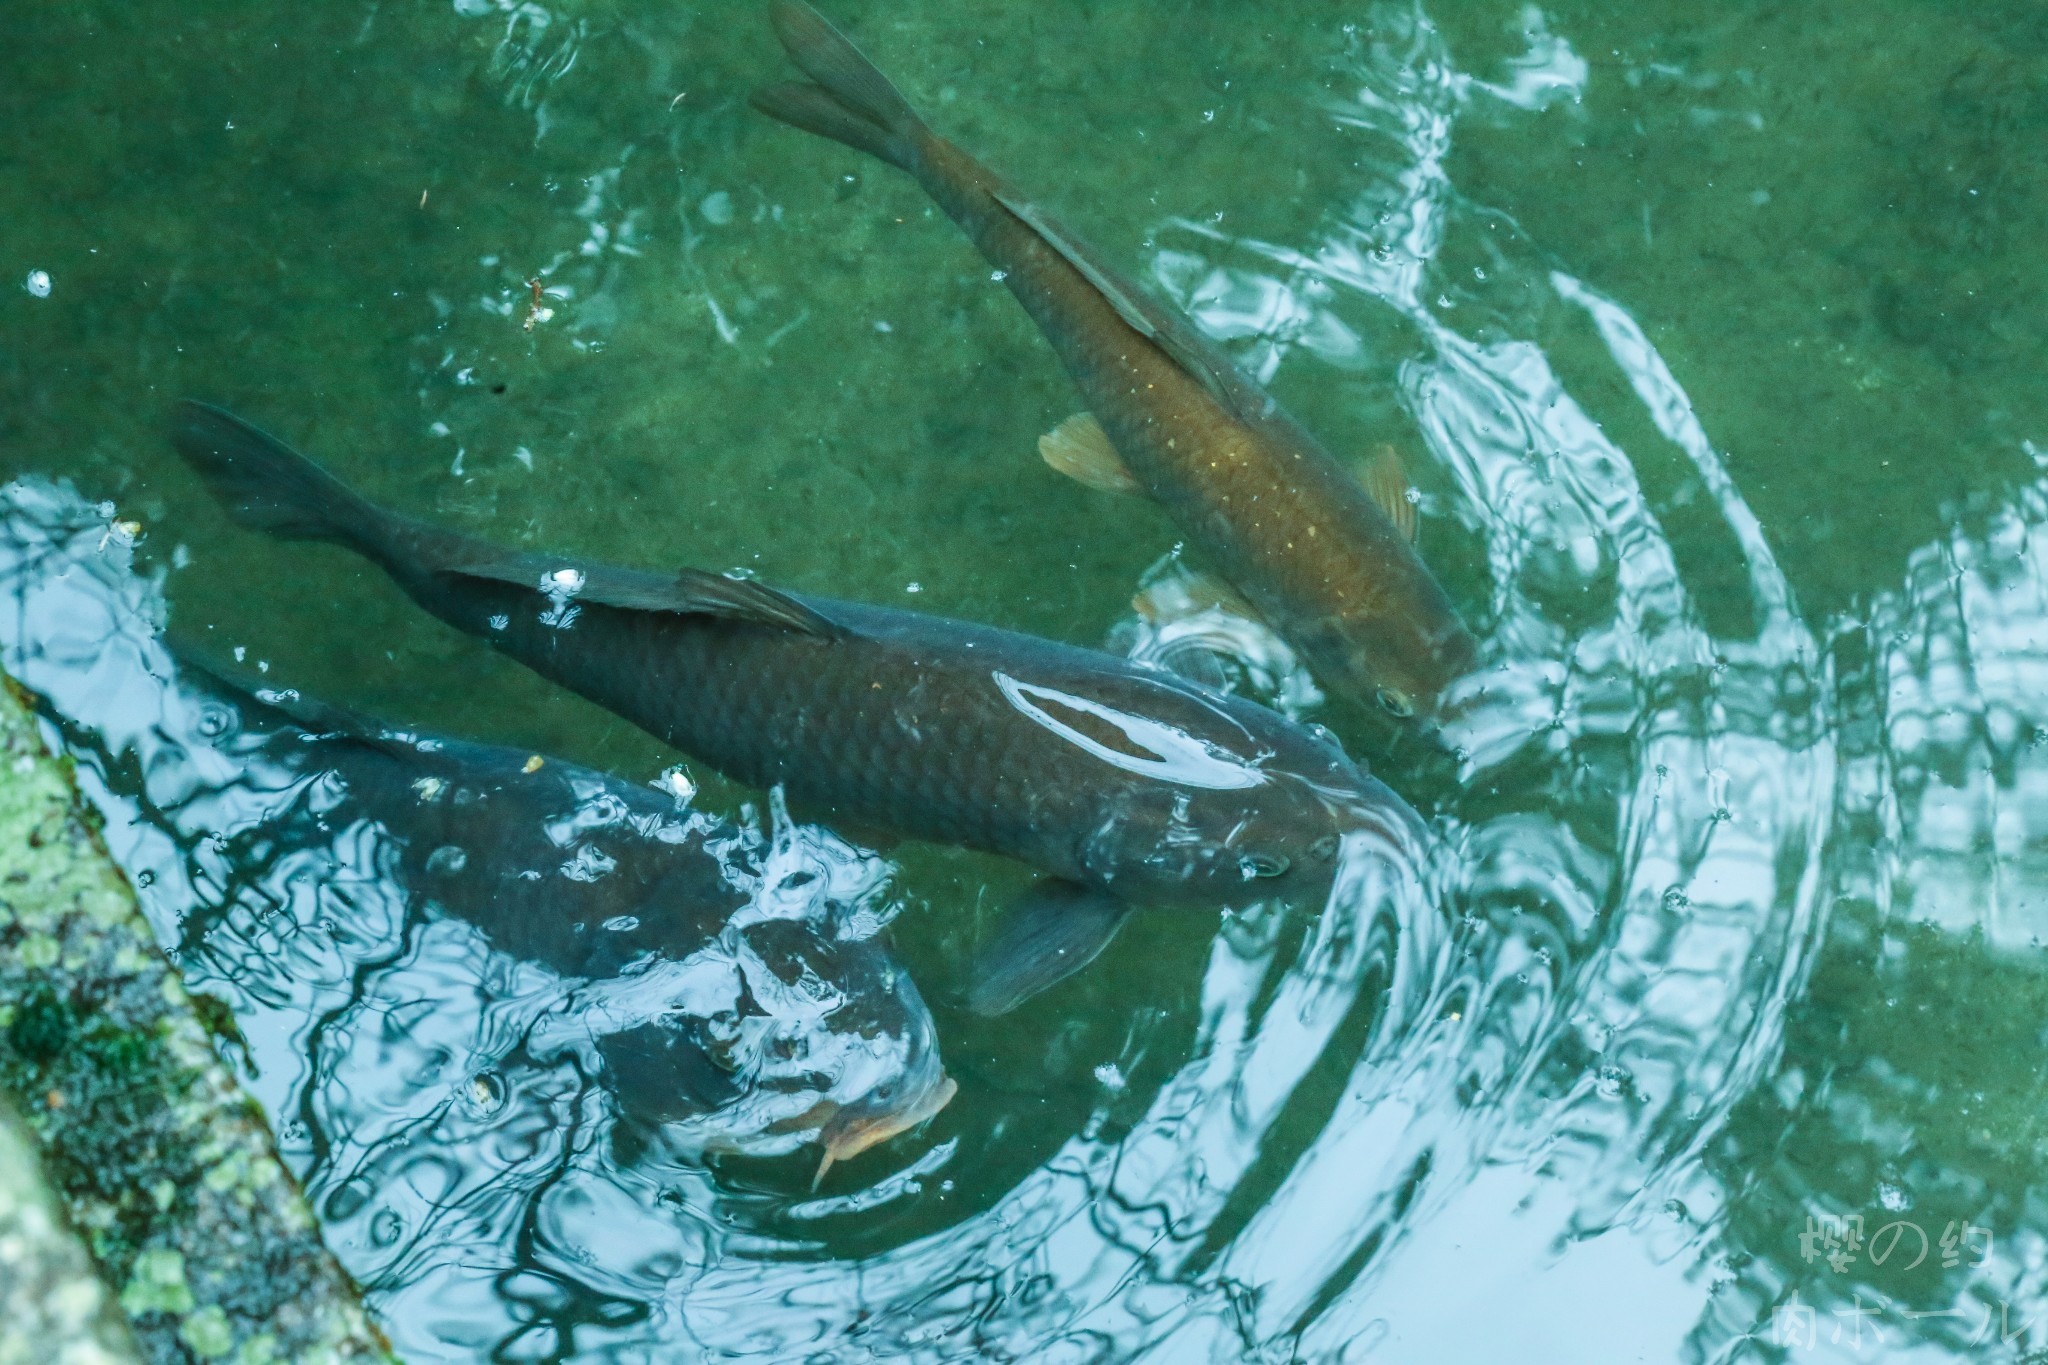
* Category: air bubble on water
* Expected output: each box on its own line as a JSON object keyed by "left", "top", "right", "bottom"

{"left": 24, "top": 270, "right": 51, "bottom": 298}
{"left": 425, "top": 844, "right": 467, "bottom": 875}
{"left": 602, "top": 914, "right": 640, "bottom": 933}
{"left": 323, "top": 1178, "right": 373, "bottom": 1222}
{"left": 699, "top": 190, "right": 735, "bottom": 225}
{"left": 464, "top": 1070, "right": 508, "bottom": 1116}
{"left": 654, "top": 765, "right": 696, "bottom": 804}
{"left": 1094, "top": 1063, "right": 1126, "bottom": 1092}
{"left": 1876, "top": 1180, "right": 1911, "bottom": 1212}
{"left": 369, "top": 1209, "right": 404, "bottom": 1247}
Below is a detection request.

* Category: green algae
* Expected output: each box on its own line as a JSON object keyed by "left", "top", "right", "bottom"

{"left": 0, "top": 1089, "right": 144, "bottom": 1365}
{"left": 0, "top": 674, "right": 396, "bottom": 1365}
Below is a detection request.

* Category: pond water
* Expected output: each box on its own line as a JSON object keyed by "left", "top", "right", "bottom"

{"left": 3, "top": 1, "right": 2046, "bottom": 1361}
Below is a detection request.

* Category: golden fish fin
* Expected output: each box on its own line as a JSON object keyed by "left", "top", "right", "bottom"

{"left": 1131, "top": 565, "right": 1259, "bottom": 623}
{"left": 1039, "top": 413, "right": 1140, "bottom": 495}
{"left": 1360, "top": 446, "right": 1419, "bottom": 544}
{"left": 989, "top": 189, "right": 1274, "bottom": 425}
{"left": 447, "top": 553, "right": 843, "bottom": 639}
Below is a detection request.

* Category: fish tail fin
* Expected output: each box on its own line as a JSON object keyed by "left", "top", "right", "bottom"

{"left": 170, "top": 401, "right": 385, "bottom": 551}
{"left": 752, "top": 1, "right": 929, "bottom": 172}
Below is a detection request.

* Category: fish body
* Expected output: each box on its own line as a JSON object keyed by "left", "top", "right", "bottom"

{"left": 184, "top": 664, "right": 953, "bottom": 1173}
{"left": 753, "top": 1, "right": 1478, "bottom": 721}
{"left": 171, "top": 402, "right": 1419, "bottom": 1007}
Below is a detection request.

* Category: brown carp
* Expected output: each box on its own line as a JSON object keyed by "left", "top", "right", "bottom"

{"left": 753, "top": 1, "right": 1478, "bottom": 724}
{"left": 170, "top": 401, "right": 1423, "bottom": 1015}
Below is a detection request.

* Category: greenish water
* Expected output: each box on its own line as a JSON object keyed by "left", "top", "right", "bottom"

{"left": 4, "top": 0, "right": 2047, "bottom": 1360}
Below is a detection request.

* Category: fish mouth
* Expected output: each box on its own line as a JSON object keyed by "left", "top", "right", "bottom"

{"left": 811, "top": 1072, "right": 959, "bottom": 1190}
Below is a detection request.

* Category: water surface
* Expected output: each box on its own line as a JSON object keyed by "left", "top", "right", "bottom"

{"left": 4, "top": 0, "right": 2047, "bottom": 1360}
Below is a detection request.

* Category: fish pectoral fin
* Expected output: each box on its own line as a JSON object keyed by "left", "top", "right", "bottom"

{"left": 989, "top": 190, "right": 1271, "bottom": 425}
{"left": 1359, "top": 446, "right": 1419, "bottom": 544}
{"left": 1131, "top": 564, "right": 1260, "bottom": 623}
{"left": 446, "top": 553, "right": 842, "bottom": 638}
{"left": 1039, "top": 413, "right": 1140, "bottom": 495}
{"left": 964, "top": 879, "right": 1134, "bottom": 1016}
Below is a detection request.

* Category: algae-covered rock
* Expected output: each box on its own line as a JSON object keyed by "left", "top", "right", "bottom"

{"left": 0, "top": 671, "right": 396, "bottom": 1365}
{"left": 0, "top": 1087, "right": 143, "bottom": 1365}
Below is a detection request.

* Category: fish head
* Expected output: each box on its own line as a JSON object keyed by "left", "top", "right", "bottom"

{"left": 811, "top": 1055, "right": 957, "bottom": 1189}
{"left": 1315, "top": 609, "right": 1479, "bottom": 737}
{"left": 594, "top": 913, "right": 953, "bottom": 1181}
{"left": 732, "top": 917, "right": 958, "bottom": 1187}
{"left": 1076, "top": 714, "right": 1388, "bottom": 908}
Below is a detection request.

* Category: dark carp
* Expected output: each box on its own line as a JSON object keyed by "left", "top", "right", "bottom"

{"left": 753, "top": 1, "right": 1478, "bottom": 725}
{"left": 172, "top": 661, "right": 955, "bottom": 1185}
{"left": 170, "top": 401, "right": 1420, "bottom": 1014}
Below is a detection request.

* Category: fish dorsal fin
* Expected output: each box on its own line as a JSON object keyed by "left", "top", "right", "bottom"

{"left": 447, "top": 552, "right": 841, "bottom": 638}
{"left": 1360, "top": 446, "right": 1419, "bottom": 544}
{"left": 1039, "top": 412, "right": 1140, "bottom": 495}
{"left": 990, "top": 189, "right": 1273, "bottom": 426}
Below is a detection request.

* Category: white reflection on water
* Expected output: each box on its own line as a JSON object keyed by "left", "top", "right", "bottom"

{"left": 0, "top": 482, "right": 961, "bottom": 1360}
{"left": 1847, "top": 444, "right": 2048, "bottom": 947}
{"left": 1133, "top": 2, "right": 1834, "bottom": 1358}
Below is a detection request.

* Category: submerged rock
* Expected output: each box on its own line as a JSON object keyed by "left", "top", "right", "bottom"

{"left": 0, "top": 672, "right": 396, "bottom": 1365}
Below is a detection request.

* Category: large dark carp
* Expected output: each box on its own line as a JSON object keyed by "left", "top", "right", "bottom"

{"left": 170, "top": 401, "right": 1419, "bottom": 1014}
{"left": 753, "top": 1, "right": 1478, "bottom": 725}
{"left": 174, "top": 663, "right": 954, "bottom": 1185}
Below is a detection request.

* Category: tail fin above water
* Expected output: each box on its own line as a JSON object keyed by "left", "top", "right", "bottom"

{"left": 170, "top": 401, "right": 382, "bottom": 549}
{"left": 752, "top": 0, "right": 930, "bottom": 172}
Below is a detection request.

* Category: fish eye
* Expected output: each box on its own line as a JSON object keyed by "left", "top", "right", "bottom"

{"left": 1239, "top": 852, "right": 1291, "bottom": 880}
{"left": 1376, "top": 687, "right": 1415, "bottom": 719}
